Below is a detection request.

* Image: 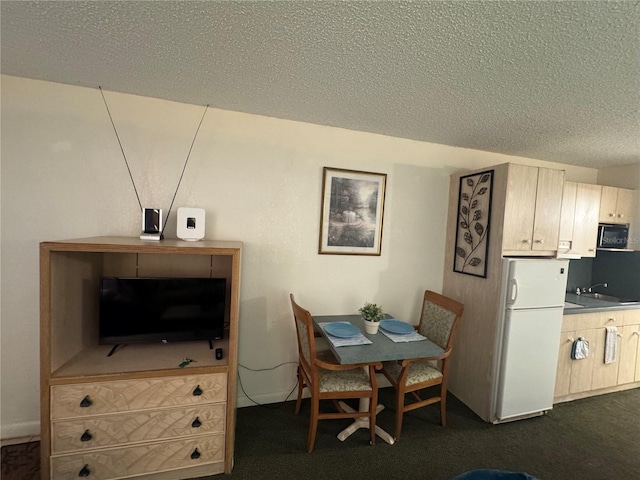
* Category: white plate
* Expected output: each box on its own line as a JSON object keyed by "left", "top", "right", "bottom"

{"left": 380, "top": 319, "right": 414, "bottom": 335}
{"left": 324, "top": 323, "right": 359, "bottom": 338}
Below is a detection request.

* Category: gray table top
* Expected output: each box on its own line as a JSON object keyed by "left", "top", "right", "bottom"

{"left": 312, "top": 314, "right": 444, "bottom": 365}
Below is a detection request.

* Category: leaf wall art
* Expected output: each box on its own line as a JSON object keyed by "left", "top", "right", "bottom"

{"left": 453, "top": 170, "right": 494, "bottom": 277}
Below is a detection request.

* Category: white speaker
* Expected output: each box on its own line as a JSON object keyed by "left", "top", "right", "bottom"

{"left": 177, "top": 207, "right": 205, "bottom": 241}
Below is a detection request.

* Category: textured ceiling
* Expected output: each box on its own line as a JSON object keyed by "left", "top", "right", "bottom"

{"left": 2, "top": 1, "right": 639, "bottom": 169}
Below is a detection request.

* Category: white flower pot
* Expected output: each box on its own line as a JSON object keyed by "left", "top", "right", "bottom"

{"left": 363, "top": 319, "right": 380, "bottom": 334}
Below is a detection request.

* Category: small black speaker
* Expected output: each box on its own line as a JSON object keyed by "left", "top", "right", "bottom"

{"left": 215, "top": 348, "right": 223, "bottom": 360}
{"left": 143, "top": 208, "right": 161, "bottom": 233}
{"left": 140, "top": 208, "right": 163, "bottom": 240}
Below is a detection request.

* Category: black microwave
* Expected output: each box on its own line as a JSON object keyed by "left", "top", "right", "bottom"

{"left": 597, "top": 224, "right": 629, "bottom": 249}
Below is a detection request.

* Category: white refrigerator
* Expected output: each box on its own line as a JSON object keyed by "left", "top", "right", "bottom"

{"left": 491, "top": 258, "right": 569, "bottom": 423}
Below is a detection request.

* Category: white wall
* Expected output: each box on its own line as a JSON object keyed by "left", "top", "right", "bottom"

{"left": 0, "top": 75, "right": 598, "bottom": 439}
{"left": 598, "top": 164, "right": 640, "bottom": 190}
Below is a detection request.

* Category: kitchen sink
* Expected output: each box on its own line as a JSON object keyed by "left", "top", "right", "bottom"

{"left": 580, "top": 293, "right": 638, "bottom": 304}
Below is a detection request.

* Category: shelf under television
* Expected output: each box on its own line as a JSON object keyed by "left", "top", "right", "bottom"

{"left": 50, "top": 338, "right": 229, "bottom": 382}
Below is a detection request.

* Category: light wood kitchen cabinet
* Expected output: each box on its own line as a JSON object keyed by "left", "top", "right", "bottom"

{"left": 591, "top": 326, "right": 622, "bottom": 391}
{"left": 558, "top": 181, "right": 577, "bottom": 242}
{"left": 617, "top": 310, "right": 640, "bottom": 384}
{"left": 599, "top": 186, "right": 635, "bottom": 224}
{"left": 555, "top": 312, "right": 620, "bottom": 396}
{"left": 502, "top": 164, "right": 565, "bottom": 254}
{"left": 40, "top": 237, "right": 242, "bottom": 480}
{"left": 558, "top": 182, "right": 601, "bottom": 257}
{"left": 554, "top": 330, "right": 576, "bottom": 397}
{"left": 555, "top": 310, "right": 640, "bottom": 403}
{"left": 618, "top": 324, "right": 640, "bottom": 384}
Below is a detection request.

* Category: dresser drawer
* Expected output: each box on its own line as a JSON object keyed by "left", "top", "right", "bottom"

{"left": 52, "top": 403, "right": 226, "bottom": 454}
{"left": 51, "top": 373, "right": 226, "bottom": 419}
{"left": 50, "top": 434, "right": 224, "bottom": 479}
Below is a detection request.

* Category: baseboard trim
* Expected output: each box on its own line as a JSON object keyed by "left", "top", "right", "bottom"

{"left": 1, "top": 421, "right": 40, "bottom": 444}
{"left": 554, "top": 382, "right": 640, "bottom": 404}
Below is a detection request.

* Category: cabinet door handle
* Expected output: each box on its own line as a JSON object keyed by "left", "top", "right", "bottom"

{"left": 190, "top": 448, "right": 201, "bottom": 460}
{"left": 79, "top": 396, "right": 92, "bottom": 408}
{"left": 522, "top": 239, "right": 531, "bottom": 244}
{"left": 80, "top": 430, "right": 92, "bottom": 442}
{"left": 633, "top": 331, "right": 640, "bottom": 336}
{"left": 78, "top": 464, "right": 91, "bottom": 477}
{"left": 191, "top": 417, "right": 202, "bottom": 428}
{"left": 607, "top": 318, "right": 616, "bottom": 323}
{"left": 618, "top": 213, "right": 624, "bottom": 218}
{"left": 192, "top": 385, "right": 203, "bottom": 396}
{"left": 534, "top": 239, "right": 544, "bottom": 244}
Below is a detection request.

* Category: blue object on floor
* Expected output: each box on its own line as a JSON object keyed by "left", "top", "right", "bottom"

{"left": 452, "top": 470, "right": 539, "bottom": 480}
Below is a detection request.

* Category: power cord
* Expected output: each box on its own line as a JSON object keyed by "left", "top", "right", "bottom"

{"left": 237, "top": 362, "right": 300, "bottom": 409}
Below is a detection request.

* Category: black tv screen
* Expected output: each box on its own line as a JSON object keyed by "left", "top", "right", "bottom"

{"left": 99, "top": 277, "right": 226, "bottom": 345}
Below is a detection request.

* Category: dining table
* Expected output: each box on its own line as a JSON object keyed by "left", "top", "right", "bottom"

{"left": 312, "top": 314, "right": 444, "bottom": 445}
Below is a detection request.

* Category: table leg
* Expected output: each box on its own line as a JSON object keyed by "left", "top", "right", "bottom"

{"left": 337, "top": 399, "right": 395, "bottom": 445}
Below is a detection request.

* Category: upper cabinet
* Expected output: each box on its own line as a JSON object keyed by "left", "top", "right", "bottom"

{"left": 599, "top": 186, "right": 635, "bottom": 224}
{"left": 559, "top": 182, "right": 601, "bottom": 257}
{"left": 502, "top": 164, "right": 565, "bottom": 254}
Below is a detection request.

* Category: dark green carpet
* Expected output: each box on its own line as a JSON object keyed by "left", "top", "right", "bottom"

{"left": 3, "top": 388, "right": 638, "bottom": 480}
{"left": 225, "top": 387, "right": 640, "bottom": 480}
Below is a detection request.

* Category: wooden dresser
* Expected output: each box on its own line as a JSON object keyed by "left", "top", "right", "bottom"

{"left": 40, "top": 237, "right": 242, "bottom": 480}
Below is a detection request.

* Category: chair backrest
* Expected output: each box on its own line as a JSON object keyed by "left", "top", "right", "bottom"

{"left": 417, "top": 290, "right": 464, "bottom": 351}
{"left": 290, "top": 294, "right": 317, "bottom": 372}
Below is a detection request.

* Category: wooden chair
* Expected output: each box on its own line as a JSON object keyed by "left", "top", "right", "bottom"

{"left": 381, "top": 290, "right": 464, "bottom": 440}
{"left": 290, "top": 294, "right": 381, "bottom": 452}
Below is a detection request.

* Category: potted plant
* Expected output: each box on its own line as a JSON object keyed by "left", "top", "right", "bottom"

{"left": 359, "top": 302, "right": 384, "bottom": 334}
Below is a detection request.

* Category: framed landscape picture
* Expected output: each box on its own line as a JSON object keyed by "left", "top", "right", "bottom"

{"left": 319, "top": 167, "right": 387, "bottom": 255}
{"left": 453, "top": 169, "right": 494, "bottom": 277}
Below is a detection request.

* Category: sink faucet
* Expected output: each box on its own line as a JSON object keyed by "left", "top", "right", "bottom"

{"left": 582, "top": 282, "right": 608, "bottom": 294}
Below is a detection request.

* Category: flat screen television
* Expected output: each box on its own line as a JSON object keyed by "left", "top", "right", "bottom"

{"left": 99, "top": 277, "right": 226, "bottom": 348}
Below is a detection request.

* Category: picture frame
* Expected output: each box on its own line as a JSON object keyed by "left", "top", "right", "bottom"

{"left": 453, "top": 169, "right": 494, "bottom": 277}
{"left": 319, "top": 167, "right": 387, "bottom": 255}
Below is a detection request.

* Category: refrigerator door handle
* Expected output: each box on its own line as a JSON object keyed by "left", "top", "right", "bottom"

{"left": 509, "top": 279, "right": 518, "bottom": 304}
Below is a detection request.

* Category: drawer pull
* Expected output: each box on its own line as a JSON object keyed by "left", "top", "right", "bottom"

{"left": 80, "top": 430, "right": 93, "bottom": 442}
{"left": 191, "top": 417, "right": 202, "bottom": 428}
{"left": 79, "top": 396, "right": 92, "bottom": 408}
{"left": 78, "top": 464, "right": 91, "bottom": 477}
{"left": 192, "top": 385, "right": 203, "bottom": 396}
{"left": 190, "top": 448, "right": 201, "bottom": 460}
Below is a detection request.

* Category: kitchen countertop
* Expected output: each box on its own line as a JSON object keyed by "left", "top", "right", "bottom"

{"left": 563, "top": 293, "right": 640, "bottom": 315}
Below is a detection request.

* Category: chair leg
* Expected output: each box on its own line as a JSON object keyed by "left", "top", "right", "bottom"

{"left": 369, "top": 391, "right": 378, "bottom": 446}
{"left": 307, "top": 397, "right": 320, "bottom": 452}
{"left": 394, "top": 389, "right": 405, "bottom": 440}
{"left": 440, "top": 388, "right": 448, "bottom": 427}
{"left": 294, "top": 366, "right": 304, "bottom": 415}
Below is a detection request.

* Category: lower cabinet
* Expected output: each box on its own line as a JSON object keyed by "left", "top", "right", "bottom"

{"left": 49, "top": 373, "right": 227, "bottom": 479}
{"left": 618, "top": 324, "right": 640, "bottom": 384}
{"left": 555, "top": 310, "right": 640, "bottom": 401}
